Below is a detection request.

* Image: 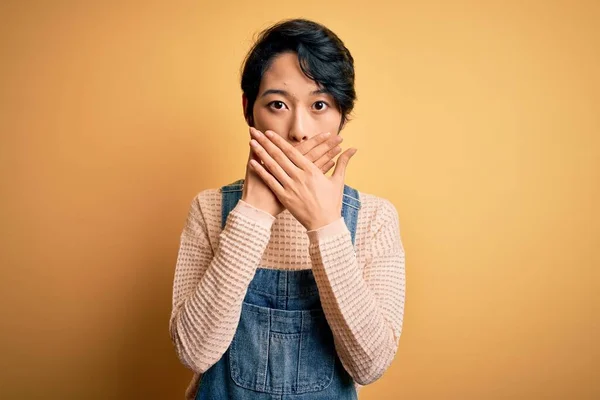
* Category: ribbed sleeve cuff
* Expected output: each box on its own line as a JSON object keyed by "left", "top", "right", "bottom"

{"left": 306, "top": 217, "right": 348, "bottom": 243}
{"left": 233, "top": 199, "right": 276, "bottom": 230}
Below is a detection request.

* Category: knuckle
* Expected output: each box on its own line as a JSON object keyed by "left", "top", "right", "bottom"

{"left": 295, "top": 143, "right": 307, "bottom": 155}
{"left": 263, "top": 158, "right": 275, "bottom": 169}
{"left": 288, "top": 169, "right": 300, "bottom": 180}
{"left": 328, "top": 147, "right": 341, "bottom": 157}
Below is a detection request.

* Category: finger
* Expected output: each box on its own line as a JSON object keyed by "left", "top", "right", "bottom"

{"left": 332, "top": 148, "right": 358, "bottom": 182}
{"left": 322, "top": 159, "right": 335, "bottom": 174}
{"left": 294, "top": 132, "right": 334, "bottom": 157}
{"left": 304, "top": 135, "right": 343, "bottom": 163}
{"left": 250, "top": 127, "right": 304, "bottom": 178}
{"left": 250, "top": 138, "right": 293, "bottom": 186}
{"left": 258, "top": 129, "right": 315, "bottom": 173}
{"left": 250, "top": 148, "right": 266, "bottom": 167}
{"left": 248, "top": 146, "right": 258, "bottom": 161}
{"left": 246, "top": 130, "right": 263, "bottom": 163}
{"left": 249, "top": 158, "right": 285, "bottom": 198}
{"left": 314, "top": 144, "right": 342, "bottom": 169}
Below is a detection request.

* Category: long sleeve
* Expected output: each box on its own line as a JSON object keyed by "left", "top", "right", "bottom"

{"left": 306, "top": 198, "right": 406, "bottom": 385}
{"left": 169, "top": 193, "right": 276, "bottom": 373}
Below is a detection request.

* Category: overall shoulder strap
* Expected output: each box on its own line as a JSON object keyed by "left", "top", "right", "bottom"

{"left": 220, "top": 179, "right": 244, "bottom": 230}
{"left": 221, "top": 179, "right": 361, "bottom": 247}
{"left": 341, "top": 184, "right": 361, "bottom": 247}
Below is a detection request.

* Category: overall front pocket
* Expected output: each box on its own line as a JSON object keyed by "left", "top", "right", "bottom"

{"left": 229, "top": 302, "right": 336, "bottom": 395}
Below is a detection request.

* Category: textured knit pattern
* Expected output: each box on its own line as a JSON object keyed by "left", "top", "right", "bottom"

{"left": 169, "top": 184, "right": 406, "bottom": 399}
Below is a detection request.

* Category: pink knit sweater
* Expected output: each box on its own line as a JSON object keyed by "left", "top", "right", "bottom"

{"left": 169, "top": 183, "right": 406, "bottom": 399}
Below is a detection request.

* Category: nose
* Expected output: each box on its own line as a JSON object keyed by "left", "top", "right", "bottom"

{"left": 288, "top": 107, "right": 313, "bottom": 144}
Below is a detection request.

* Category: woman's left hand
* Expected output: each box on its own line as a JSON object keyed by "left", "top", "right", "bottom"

{"left": 248, "top": 129, "right": 357, "bottom": 231}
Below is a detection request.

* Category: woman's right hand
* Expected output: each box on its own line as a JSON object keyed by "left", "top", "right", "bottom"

{"left": 241, "top": 127, "right": 344, "bottom": 217}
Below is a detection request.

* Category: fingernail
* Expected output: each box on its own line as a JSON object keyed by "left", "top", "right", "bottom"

{"left": 265, "top": 130, "right": 273, "bottom": 138}
{"left": 323, "top": 132, "right": 331, "bottom": 137}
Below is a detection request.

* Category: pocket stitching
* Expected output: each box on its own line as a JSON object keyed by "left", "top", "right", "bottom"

{"left": 229, "top": 313, "right": 336, "bottom": 394}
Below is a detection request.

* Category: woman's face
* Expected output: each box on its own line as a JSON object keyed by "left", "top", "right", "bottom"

{"left": 246, "top": 52, "right": 343, "bottom": 145}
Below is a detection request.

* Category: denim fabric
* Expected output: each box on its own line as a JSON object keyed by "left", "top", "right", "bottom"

{"left": 196, "top": 179, "right": 361, "bottom": 399}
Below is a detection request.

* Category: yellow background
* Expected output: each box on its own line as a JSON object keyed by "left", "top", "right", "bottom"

{"left": 1, "top": 1, "right": 598, "bottom": 399}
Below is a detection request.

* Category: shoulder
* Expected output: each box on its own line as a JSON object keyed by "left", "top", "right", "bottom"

{"left": 356, "top": 189, "right": 400, "bottom": 228}
{"left": 188, "top": 187, "right": 221, "bottom": 215}
{"left": 355, "top": 189, "right": 404, "bottom": 254}
{"left": 187, "top": 178, "right": 245, "bottom": 218}
{"left": 182, "top": 187, "right": 223, "bottom": 237}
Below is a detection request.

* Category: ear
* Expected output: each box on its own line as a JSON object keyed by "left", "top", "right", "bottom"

{"left": 242, "top": 94, "right": 253, "bottom": 126}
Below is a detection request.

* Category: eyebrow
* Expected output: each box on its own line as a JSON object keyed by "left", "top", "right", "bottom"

{"left": 259, "top": 88, "right": 329, "bottom": 98}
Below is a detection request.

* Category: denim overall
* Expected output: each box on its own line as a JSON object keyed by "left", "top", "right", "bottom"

{"left": 196, "top": 179, "right": 361, "bottom": 400}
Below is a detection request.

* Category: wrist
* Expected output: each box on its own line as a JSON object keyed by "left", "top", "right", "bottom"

{"left": 241, "top": 193, "right": 281, "bottom": 217}
{"left": 236, "top": 199, "right": 277, "bottom": 226}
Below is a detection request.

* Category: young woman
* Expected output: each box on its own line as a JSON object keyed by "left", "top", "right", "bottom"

{"left": 169, "top": 18, "right": 406, "bottom": 400}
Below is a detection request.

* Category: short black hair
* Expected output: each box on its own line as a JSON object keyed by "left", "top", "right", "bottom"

{"left": 241, "top": 18, "right": 356, "bottom": 130}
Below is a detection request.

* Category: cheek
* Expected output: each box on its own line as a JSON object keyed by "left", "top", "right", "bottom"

{"left": 252, "top": 106, "right": 285, "bottom": 133}
{"left": 319, "top": 110, "right": 343, "bottom": 133}
{"left": 252, "top": 106, "right": 267, "bottom": 125}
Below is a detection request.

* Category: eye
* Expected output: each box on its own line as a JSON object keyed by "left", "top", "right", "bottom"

{"left": 268, "top": 101, "right": 288, "bottom": 111}
{"left": 313, "top": 101, "right": 329, "bottom": 111}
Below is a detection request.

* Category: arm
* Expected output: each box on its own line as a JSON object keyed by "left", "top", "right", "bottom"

{"left": 307, "top": 199, "right": 406, "bottom": 385}
{"left": 169, "top": 194, "right": 275, "bottom": 373}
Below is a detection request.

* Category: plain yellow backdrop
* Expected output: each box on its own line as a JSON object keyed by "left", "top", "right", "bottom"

{"left": 1, "top": 1, "right": 598, "bottom": 399}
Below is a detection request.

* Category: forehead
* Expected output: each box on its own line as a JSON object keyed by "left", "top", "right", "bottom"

{"left": 259, "top": 52, "right": 321, "bottom": 94}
